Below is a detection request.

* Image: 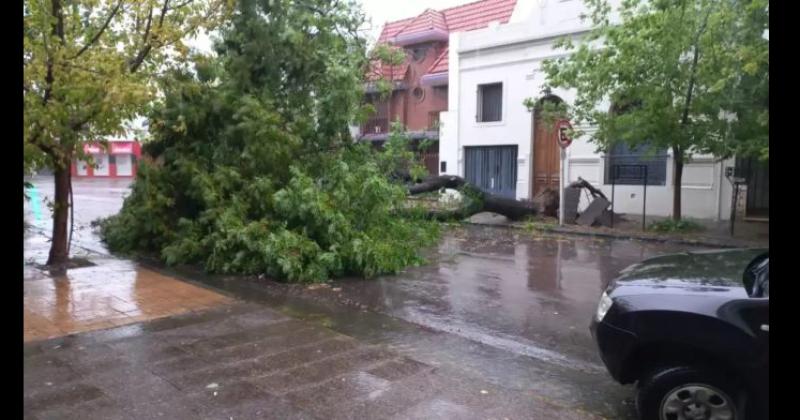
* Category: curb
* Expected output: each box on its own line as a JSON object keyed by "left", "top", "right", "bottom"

{"left": 464, "top": 221, "right": 765, "bottom": 249}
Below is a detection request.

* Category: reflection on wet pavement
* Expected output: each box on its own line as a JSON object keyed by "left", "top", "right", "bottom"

{"left": 282, "top": 226, "right": 708, "bottom": 366}
{"left": 22, "top": 177, "right": 715, "bottom": 418}
{"left": 24, "top": 241, "right": 231, "bottom": 342}
{"left": 24, "top": 177, "right": 233, "bottom": 341}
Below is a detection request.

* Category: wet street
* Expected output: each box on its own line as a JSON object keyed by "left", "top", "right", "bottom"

{"left": 25, "top": 177, "right": 711, "bottom": 419}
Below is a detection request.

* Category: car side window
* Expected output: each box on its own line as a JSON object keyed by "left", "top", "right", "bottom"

{"left": 753, "top": 260, "right": 769, "bottom": 298}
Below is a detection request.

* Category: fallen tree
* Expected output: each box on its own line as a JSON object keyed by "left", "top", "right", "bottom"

{"left": 406, "top": 175, "right": 558, "bottom": 221}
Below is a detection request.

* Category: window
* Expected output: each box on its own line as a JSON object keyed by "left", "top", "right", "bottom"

{"left": 412, "top": 87, "right": 425, "bottom": 102}
{"left": 604, "top": 142, "right": 668, "bottom": 185}
{"left": 411, "top": 47, "right": 427, "bottom": 62}
{"left": 477, "top": 83, "right": 502, "bottom": 122}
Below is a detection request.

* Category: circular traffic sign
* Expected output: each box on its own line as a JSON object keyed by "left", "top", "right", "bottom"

{"left": 555, "top": 119, "right": 573, "bottom": 149}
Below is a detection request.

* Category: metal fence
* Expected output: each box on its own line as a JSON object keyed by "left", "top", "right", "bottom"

{"left": 603, "top": 153, "right": 668, "bottom": 185}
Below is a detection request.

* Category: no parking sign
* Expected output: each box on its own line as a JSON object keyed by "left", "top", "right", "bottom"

{"left": 555, "top": 119, "right": 573, "bottom": 149}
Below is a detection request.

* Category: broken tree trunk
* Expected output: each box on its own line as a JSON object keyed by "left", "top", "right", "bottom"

{"left": 406, "top": 175, "right": 544, "bottom": 220}
{"left": 568, "top": 177, "right": 608, "bottom": 200}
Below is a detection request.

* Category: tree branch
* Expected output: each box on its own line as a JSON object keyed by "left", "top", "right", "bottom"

{"left": 171, "top": 0, "right": 194, "bottom": 10}
{"left": 679, "top": 8, "right": 712, "bottom": 128}
{"left": 71, "top": 1, "right": 124, "bottom": 59}
{"left": 42, "top": 0, "right": 65, "bottom": 106}
{"left": 129, "top": 0, "right": 170, "bottom": 73}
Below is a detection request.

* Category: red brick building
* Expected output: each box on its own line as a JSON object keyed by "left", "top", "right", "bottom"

{"left": 71, "top": 140, "right": 142, "bottom": 178}
{"left": 361, "top": 0, "right": 518, "bottom": 175}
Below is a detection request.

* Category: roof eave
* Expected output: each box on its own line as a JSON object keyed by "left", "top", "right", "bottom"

{"left": 392, "top": 29, "right": 449, "bottom": 46}
{"left": 420, "top": 72, "right": 448, "bottom": 86}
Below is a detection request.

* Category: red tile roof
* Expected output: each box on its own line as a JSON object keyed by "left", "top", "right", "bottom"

{"left": 373, "top": 0, "right": 517, "bottom": 76}
{"left": 367, "top": 60, "right": 409, "bottom": 82}
{"left": 396, "top": 9, "right": 448, "bottom": 37}
{"left": 377, "top": 0, "right": 516, "bottom": 44}
{"left": 428, "top": 47, "right": 449, "bottom": 75}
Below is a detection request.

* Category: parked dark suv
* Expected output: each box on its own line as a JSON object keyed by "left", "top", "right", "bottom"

{"left": 590, "top": 249, "right": 769, "bottom": 420}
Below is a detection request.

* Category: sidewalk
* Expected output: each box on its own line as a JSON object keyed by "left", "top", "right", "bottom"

{"left": 467, "top": 212, "right": 768, "bottom": 249}
{"left": 25, "top": 300, "right": 599, "bottom": 420}
{"left": 24, "top": 235, "right": 601, "bottom": 420}
{"left": 24, "top": 232, "right": 231, "bottom": 342}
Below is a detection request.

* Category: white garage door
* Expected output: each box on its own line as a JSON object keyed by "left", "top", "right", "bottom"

{"left": 116, "top": 154, "right": 133, "bottom": 176}
{"left": 93, "top": 154, "right": 109, "bottom": 176}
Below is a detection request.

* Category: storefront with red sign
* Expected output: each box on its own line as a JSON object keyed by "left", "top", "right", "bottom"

{"left": 72, "top": 141, "right": 142, "bottom": 178}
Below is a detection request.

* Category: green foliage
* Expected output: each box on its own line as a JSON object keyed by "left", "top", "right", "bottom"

{"left": 537, "top": 0, "right": 768, "bottom": 161}
{"left": 530, "top": 0, "right": 767, "bottom": 220}
{"left": 378, "top": 122, "right": 429, "bottom": 182}
{"left": 368, "top": 43, "right": 406, "bottom": 99}
{"left": 99, "top": 0, "right": 440, "bottom": 282}
{"left": 648, "top": 219, "right": 704, "bottom": 233}
{"left": 24, "top": 0, "right": 232, "bottom": 171}
{"left": 523, "top": 95, "right": 577, "bottom": 140}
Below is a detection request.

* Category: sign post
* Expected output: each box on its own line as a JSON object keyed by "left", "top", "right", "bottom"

{"left": 725, "top": 166, "right": 747, "bottom": 237}
{"left": 560, "top": 149, "right": 566, "bottom": 225}
{"left": 555, "top": 119, "right": 573, "bottom": 226}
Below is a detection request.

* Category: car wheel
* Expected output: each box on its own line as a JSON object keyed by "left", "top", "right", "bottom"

{"left": 636, "top": 366, "right": 744, "bottom": 420}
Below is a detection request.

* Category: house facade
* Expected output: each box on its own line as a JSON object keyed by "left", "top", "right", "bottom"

{"left": 72, "top": 139, "right": 142, "bottom": 178}
{"left": 439, "top": 0, "right": 768, "bottom": 220}
{"left": 359, "top": 0, "right": 521, "bottom": 176}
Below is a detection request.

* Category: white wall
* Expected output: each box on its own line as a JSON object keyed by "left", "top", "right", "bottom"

{"left": 439, "top": 33, "right": 461, "bottom": 178}
{"left": 442, "top": 0, "right": 734, "bottom": 219}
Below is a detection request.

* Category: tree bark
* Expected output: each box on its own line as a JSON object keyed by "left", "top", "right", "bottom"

{"left": 672, "top": 151, "right": 683, "bottom": 221}
{"left": 407, "top": 175, "right": 543, "bottom": 220}
{"left": 407, "top": 175, "right": 465, "bottom": 195}
{"left": 47, "top": 163, "right": 71, "bottom": 266}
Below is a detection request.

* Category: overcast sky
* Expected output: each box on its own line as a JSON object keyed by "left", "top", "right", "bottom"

{"left": 187, "top": 0, "right": 479, "bottom": 53}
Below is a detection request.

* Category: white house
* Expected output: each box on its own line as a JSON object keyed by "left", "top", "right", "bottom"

{"left": 439, "top": 0, "right": 768, "bottom": 221}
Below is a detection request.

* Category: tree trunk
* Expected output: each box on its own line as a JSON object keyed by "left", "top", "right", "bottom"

{"left": 407, "top": 175, "right": 465, "bottom": 195}
{"left": 672, "top": 151, "right": 683, "bottom": 221}
{"left": 407, "top": 175, "right": 544, "bottom": 220}
{"left": 47, "top": 164, "right": 71, "bottom": 266}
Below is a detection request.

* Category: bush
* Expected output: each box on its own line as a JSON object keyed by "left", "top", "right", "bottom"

{"left": 100, "top": 144, "right": 439, "bottom": 282}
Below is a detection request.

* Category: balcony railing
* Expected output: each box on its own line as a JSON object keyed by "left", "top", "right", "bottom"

{"left": 362, "top": 117, "right": 389, "bottom": 135}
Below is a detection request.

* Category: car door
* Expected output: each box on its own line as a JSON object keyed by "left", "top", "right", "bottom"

{"left": 738, "top": 260, "right": 769, "bottom": 415}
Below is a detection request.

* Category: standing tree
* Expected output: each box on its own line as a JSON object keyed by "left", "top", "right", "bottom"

{"left": 98, "top": 0, "right": 443, "bottom": 282}
{"left": 539, "top": 0, "right": 768, "bottom": 220}
{"left": 24, "top": 0, "right": 232, "bottom": 266}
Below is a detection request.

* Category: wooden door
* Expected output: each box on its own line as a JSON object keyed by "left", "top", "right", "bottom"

{"left": 531, "top": 108, "right": 561, "bottom": 197}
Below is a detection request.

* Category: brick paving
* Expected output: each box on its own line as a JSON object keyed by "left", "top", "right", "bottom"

{"left": 24, "top": 254, "right": 231, "bottom": 342}
{"left": 24, "top": 302, "right": 599, "bottom": 420}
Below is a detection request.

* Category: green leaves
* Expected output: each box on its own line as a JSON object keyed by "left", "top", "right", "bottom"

{"left": 99, "top": 0, "right": 439, "bottom": 282}
{"left": 24, "top": 0, "right": 234, "bottom": 171}
{"left": 534, "top": 0, "right": 767, "bottom": 161}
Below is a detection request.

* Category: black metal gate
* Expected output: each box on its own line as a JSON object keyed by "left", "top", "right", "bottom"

{"left": 736, "top": 157, "right": 769, "bottom": 218}
{"left": 464, "top": 146, "right": 518, "bottom": 199}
